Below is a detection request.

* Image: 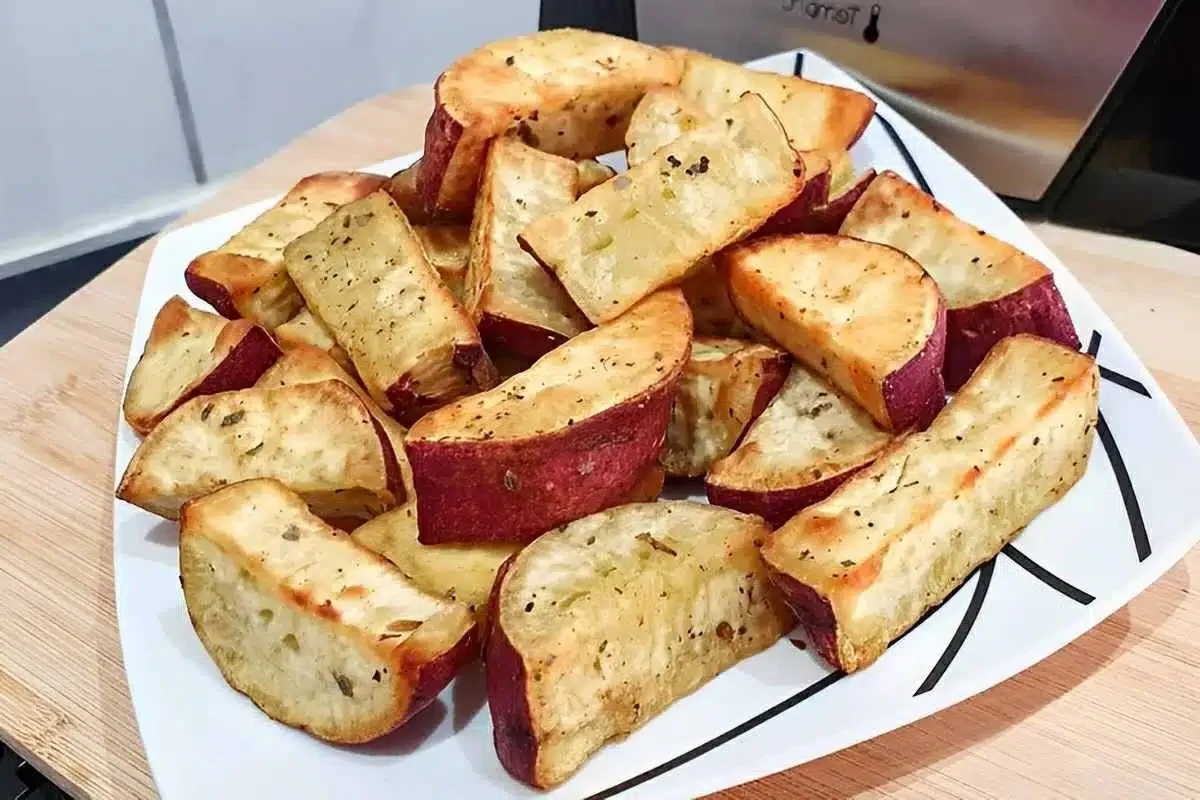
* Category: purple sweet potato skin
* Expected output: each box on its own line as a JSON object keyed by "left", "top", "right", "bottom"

{"left": 706, "top": 463, "right": 869, "bottom": 529}
{"left": 882, "top": 296, "right": 948, "bottom": 431}
{"left": 401, "top": 623, "right": 480, "bottom": 725}
{"left": 478, "top": 312, "right": 573, "bottom": 363}
{"left": 485, "top": 556, "right": 543, "bottom": 787}
{"left": 762, "top": 563, "right": 844, "bottom": 670}
{"left": 804, "top": 169, "right": 877, "bottom": 235}
{"left": 944, "top": 274, "right": 1081, "bottom": 390}
{"left": 406, "top": 378, "right": 678, "bottom": 544}
{"left": 756, "top": 167, "right": 829, "bottom": 238}
{"left": 182, "top": 325, "right": 282, "bottom": 410}
{"left": 417, "top": 77, "right": 471, "bottom": 220}
{"left": 184, "top": 266, "right": 241, "bottom": 320}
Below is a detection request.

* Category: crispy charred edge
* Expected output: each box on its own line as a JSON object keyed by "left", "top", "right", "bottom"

{"left": 185, "top": 257, "right": 247, "bottom": 319}
{"left": 478, "top": 312, "right": 572, "bottom": 363}
{"left": 881, "top": 292, "right": 947, "bottom": 432}
{"left": 762, "top": 562, "right": 843, "bottom": 669}
{"left": 485, "top": 555, "right": 542, "bottom": 786}
{"left": 399, "top": 622, "right": 480, "bottom": 726}
{"left": 944, "top": 274, "right": 1081, "bottom": 391}
{"left": 706, "top": 462, "right": 870, "bottom": 528}
{"left": 804, "top": 168, "right": 877, "bottom": 234}
{"left": 407, "top": 364, "right": 683, "bottom": 544}
{"left": 418, "top": 76, "right": 470, "bottom": 221}
{"left": 384, "top": 342, "right": 498, "bottom": 427}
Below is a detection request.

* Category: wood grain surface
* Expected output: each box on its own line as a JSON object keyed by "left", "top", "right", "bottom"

{"left": 0, "top": 85, "right": 1196, "bottom": 800}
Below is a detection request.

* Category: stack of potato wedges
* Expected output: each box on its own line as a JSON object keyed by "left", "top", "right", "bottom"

{"left": 117, "top": 29, "right": 1098, "bottom": 790}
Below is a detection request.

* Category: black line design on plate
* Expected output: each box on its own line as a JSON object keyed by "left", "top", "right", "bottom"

{"left": 1002, "top": 544, "right": 1095, "bottom": 605}
{"left": 913, "top": 560, "right": 995, "bottom": 696}
{"left": 586, "top": 556, "right": 993, "bottom": 797}
{"left": 1096, "top": 413, "right": 1152, "bottom": 562}
{"left": 793, "top": 50, "right": 805, "bottom": 77}
{"left": 583, "top": 670, "right": 846, "bottom": 800}
{"left": 1086, "top": 330, "right": 1152, "bottom": 561}
{"left": 872, "top": 111, "right": 933, "bottom": 195}
{"left": 1100, "top": 366, "right": 1151, "bottom": 397}
{"left": 1088, "top": 329, "right": 1152, "bottom": 397}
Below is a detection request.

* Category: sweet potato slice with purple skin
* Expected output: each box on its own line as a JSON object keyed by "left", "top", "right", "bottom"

{"left": 519, "top": 93, "right": 807, "bottom": 324}
{"left": 706, "top": 363, "right": 892, "bottom": 527}
{"left": 180, "top": 478, "right": 476, "bottom": 744}
{"left": 719, "top": 233, "right": 947, "bottom": 432}
{"left": 419, "top": 29, "right": 682, "bottom": 218}
{"left": 669, "top": 47, "right": 875, "bottom": 151}
{"left": 284, "top": 191, "right": 496, "bottom": 425}
{"left": 118, "top": 380, "right": 404, "bottom": 523}
{"left": 123, "top": 296, "right": 281, "bottom": 436}
{"left": 405, "top": 290, "right": 692, "bottom": 544}
{"left": 839, "top": 170, "right": 1080, "bottom": 389}
{"left": 486, "top": 501, "right": 792, "bottom": 788}
{"left": 186, "top": 171, "right": 387, "bottom": 327}
{"left": 661, "top": 337, "right": 789, "bottom": 478}
{"left": 462, "top": 138, "right": 590, "bottom": 362}
{"left": 760, "top": 335, "right": 1099, "bottom": 672}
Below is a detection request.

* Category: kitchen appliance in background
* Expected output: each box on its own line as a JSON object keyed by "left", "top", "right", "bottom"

{"left": 544, "top": 0, "right": 1198, "bottom": 251}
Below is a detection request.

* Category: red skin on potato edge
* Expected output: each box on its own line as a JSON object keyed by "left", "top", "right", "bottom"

{"left": 417, "top": 77, "right": 470, "bottom": 220}
{"left": 399, "top": 622, "right": 480, "bottom": 726}
{"left": 406, "top": 376, "right": 679, "bottom": 545}
{"left": 804, "top": 169, "right": 878, "bottom": 235}
{"left": 484, "top": 556, "right": 543, "bottom": 787}
{"left": 157, "top": 325, "right": 282, "bottom": 433}
{"left": 706, "top": 463, "right": 871, "bottom": 529}
{"left": 478, "top": 312, "right": 574, "bottom": 364}
{"left": 763, "top": 563, "right": 844, "bottom": 670}
{"left": 184, "top": 265, "right": 241, "bottom": 320}
{"left": 944, "top": 274, "right": 1081, "bottom": 391}
{"left": 881, "top": 295, "right": 948, "bottom": 431}
{"left": 384, "top": 342, "right": 498, "bottom": 427}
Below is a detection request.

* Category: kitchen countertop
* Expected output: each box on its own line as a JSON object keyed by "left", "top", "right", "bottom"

{"left": 0, "top": 85, "right": 1197, "bottom": 800}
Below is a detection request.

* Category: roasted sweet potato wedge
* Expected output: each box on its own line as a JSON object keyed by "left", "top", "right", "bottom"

{"left": 575, "top": 158, "right": 615, "bottom": 193}
{"left": 623, "top": 86, "right": 711, "bottom": 167}
{"left": 284, "top": 191, "right": 497, "bottom": 424}
{"left": 123, "top": 296, "right": 280, "bottom": 436}
{"left": 352, "top": 464, "right": 663, "bottom": 625}
{"left": 487, "top": 500, "right": 792, "bottom": 788}
{"left": 186, "top": 171, "right": 387, "bottom": 327}
{"left": 662, "top": 337, "right": 789, "bottom": 477}
{"left": 761, "top": 335, "right": 1099, "bottom": 672}
{"left": 720, "top": 234, "right": 947, "bottom": 432}
{"left": 706, "top": 363, "right": 892, "bottom": 526}
{"left": 117, "top": 380, "right": 404, "bottom": 522}
{"left": 463, "top": 138, "right": 590, "bottom": 361}
{"left": 670, "top": 48, "right": 875, "bottom": 151}
{"left": 414, "top": 224, "right": 472, "bottom": 299}
{"left": 520, "top": 93, "right": 806, "bottom": 323}
{"left": 272, "top": 307, "right": 354, "bottom": 375}
{"left": 420, "top": 29, "right": 682, "bottom": 217}
{"left": 180, "top": 479, "right": 476, "bottom": 743}
{"left": 839, "top": 171, "right": 1080, "bottom": 388}
{"left": 406, "top": 290, "right": 692, "bottom": 544}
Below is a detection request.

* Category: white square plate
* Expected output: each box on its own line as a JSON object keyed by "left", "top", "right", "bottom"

{"left": 114, "top": 50, "right": 1200, "bottom": 799}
